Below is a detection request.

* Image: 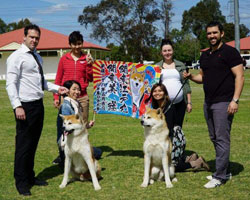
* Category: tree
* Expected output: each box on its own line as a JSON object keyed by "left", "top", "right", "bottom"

{"left": 169, "top": 28, "right": 201, "bottom": 63}
{"left": 0, "top": 18, "right": 7, "bottom": 34}
{"left": 7, "top": 18, "right": 32, "bottom": 32}
{"left": 223, "top": 23, "right": 250, "bottom": 42}
{"left": 160, "top": 0, "right": 174, "bottom": 39}
{"left": 181, "top": 0, "right": 226, "bottom": 48}
{"left": 0, "top": 18, "right": 31, "bottom": 34}
{"left": 106, "top": 43, "right": 128, "bottom": 61}
{"left": 78, "top": 0, "right": 161, "bottom": 62}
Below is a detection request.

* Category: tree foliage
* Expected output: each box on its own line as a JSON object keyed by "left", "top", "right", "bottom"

{"left": 0, "top": 18, "right": 7, "bottom": 34}
{"left": 78, "top": 0, "right": 161, "bottom": 62}
{"left": 7, "top": 18, "right": 32, "bottom": 32}
{"left": 169, "top": 28, "right": 200, "bottom": 63}
{"left": 0, "top": 18, "right": 31, "bottom": 34}
{"left": 223, "top": 23, "right": 250, "bottom": 42}
{"left": 78, "top": 0, "right": 249, "bottom": 63}
{"left": 182, "top": 0, "right": 226, "bottom": 46}
{"left": 160, "top": 0, "right": 174, "bottom": 38}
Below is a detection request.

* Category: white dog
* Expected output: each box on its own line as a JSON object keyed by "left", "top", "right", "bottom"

{"left": 59, "top": 114, "right": 101, "bottom": 191}
{"left": 140, "top": 107, "right": 176, "bottom": 188}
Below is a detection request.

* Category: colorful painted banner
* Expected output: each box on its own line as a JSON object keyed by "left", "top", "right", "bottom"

{"left": 93, "top": 60, "right": 161, "bottom": 118}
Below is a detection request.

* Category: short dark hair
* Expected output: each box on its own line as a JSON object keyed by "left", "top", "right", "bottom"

{"left": 24, "top": 24, "right": 41, "bottom": 36}
{"left": 160, "top": 39, "right": 173, "bottom": 50}
{"left": 68, "top": 31, "right": 83, "bottom": 45}
{"left": 62, "top": 80, "right": 82, "bottom": 97}
{"left": 206, "top": 21, "right": 224, "bottom": 33}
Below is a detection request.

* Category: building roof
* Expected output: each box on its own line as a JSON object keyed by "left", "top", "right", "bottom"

{"left": 0, "top": 27, "right": 110, "bottom": 51}
{"left": 201, "top": 36, "right": 250, "bottom": 52}
{"left": 226, "top": 36, "right": 250, "bottom": 50}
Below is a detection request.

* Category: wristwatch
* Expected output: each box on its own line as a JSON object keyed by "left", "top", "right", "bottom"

{"left": 232, "top": 98, "right": 239, "bottom": 104}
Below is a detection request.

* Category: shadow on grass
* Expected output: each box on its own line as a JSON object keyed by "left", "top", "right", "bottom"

{"left": 98, "top": 145, "right": 144, "bottom": 158}
{"left": 104, "top": 148, "right": 199, "bottom": 159}
{"left": 184, "top": 150, "right": 199, "bottom": 157}
{"left": 36, "top": 146, "right": 112, "bottom": 181}
{"left": 37, "top": 165, "right": 106, "bottom": 184}
{"left": 98, "top": 145, "right": 114, "bottom": 152}
{"left": 207, "top": 160, "right": 244, "bottom": 176}
{"left": 106, "top": 150, "right": 144, "bottom": 158}
{"left": 37, "top": 165, "right": 63, "bottom": 181}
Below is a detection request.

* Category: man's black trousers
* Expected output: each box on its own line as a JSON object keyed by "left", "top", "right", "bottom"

{"left": 14, "top": 99, "right": 44, "bottom": 192}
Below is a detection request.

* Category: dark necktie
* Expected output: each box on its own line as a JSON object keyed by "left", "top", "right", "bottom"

{"left": 30, "top": 51, "right": 45, "bottom": 90}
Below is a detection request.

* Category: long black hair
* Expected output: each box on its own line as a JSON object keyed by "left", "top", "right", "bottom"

{"left": 145, "top": 83, "right": 170, "bottom": 109}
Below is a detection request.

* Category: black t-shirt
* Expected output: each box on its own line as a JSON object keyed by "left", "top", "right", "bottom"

{"left": 200, "top": 43, "right": 242, "bottom": 103}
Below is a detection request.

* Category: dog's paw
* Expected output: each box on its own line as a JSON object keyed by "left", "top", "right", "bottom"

{"left": 79, "top": 174, "right": 85, "bottom": 181}
{"left": 59, "top": 183, "right": 66, "bottom": 189}
{"left": 166, "top": 183, "right": 173, "bottom": 188}
{"left": 172, "top": 177, "right": 178, "bottom": 182}
{"left": 94, "top": 185, "right": 101, "bottom": 191}
{"left": 141, "top": 183, "right": 148, "bottom": 188}
{"left": 149, "top": 179, "right": 154, "bottom": 185}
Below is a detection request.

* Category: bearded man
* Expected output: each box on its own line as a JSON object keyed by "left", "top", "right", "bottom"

{"left": 183, "top": 21, "right": 244, "bottom": 188}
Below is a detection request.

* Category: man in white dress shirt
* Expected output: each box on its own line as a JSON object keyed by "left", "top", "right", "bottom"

{"left": 6, "top": 24, "right": 68, "bottom": 196}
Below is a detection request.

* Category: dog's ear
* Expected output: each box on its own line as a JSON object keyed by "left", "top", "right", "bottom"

{"left": 142, "top": 72, "right": 145, "bottom": 79}
{"left": 145, "top": 106, "right": 151, "bottom": 112}
{"left": 131, "top": 66, "right": 136, "bottom": 73}
{"left": 156, "top": 108, "right": 162, "bottom": 115}
{"left": 156, "top": 108, "right": 165, "bottom": 120}
{"left": 75, "top": 114, "right": 80, "bottom": 120}
{"left": 59, "top": 114, "right": 65, "bottom": 120}
{"left": 76, "top": 112, "right": 85, "bottom": 124}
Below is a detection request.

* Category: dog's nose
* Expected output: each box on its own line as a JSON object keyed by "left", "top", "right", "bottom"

{"left": 140, "top": 120, "right": 144, "bottom": 125}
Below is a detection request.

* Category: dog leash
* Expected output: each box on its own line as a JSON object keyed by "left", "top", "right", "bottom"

{"left": 163, "top": 73, "right": 188, "bottom": 115}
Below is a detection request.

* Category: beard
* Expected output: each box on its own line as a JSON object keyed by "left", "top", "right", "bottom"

{"left": 209, "top": 37, "right": 222, "bottom": 47}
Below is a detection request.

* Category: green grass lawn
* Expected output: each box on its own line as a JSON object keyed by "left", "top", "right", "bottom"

{"left": 0, "top": 70, "right": 250, "bottom": 200}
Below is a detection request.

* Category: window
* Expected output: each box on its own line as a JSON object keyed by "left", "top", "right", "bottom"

{"left": 39, "top": 51, "right": 58, "bottom": 57}
{"left": 243, "top": 56, "right": 250, "bottom": 60}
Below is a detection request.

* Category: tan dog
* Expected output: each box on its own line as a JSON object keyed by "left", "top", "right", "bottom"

{"left": 59, "top": 114, "right": 101, "bottom": 190}
{"left": 140, "top": 107, "right": 176, "bottom": 188}
{"left": 130, "top": 67, "right": 146, "bottom": 116}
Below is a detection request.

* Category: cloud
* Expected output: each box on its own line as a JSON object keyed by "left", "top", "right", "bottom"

{"left": 40, "top": 0, "right": 65, "bottom": 3}
{"left": 240, "top": 13, "right": 250, "bottom": 19}
{"left": 27, "top": 17, "right": 42, "bottom": 23}
{"left": 37, "top": 3, "right": 69, "bottom": 14}
{"left": 40, "top": 0, "right": 85, "bottom": 5}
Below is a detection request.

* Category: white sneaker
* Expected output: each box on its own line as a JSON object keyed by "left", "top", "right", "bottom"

{"left": 204, "top": 178, "right": 222, "bottom": 188}
{"left": 206, "top": 173, "right": 232, "bottom": 181}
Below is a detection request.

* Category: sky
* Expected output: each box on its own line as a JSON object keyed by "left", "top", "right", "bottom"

{"left": 1, "top": 0, "right": 250, "bottom": 47}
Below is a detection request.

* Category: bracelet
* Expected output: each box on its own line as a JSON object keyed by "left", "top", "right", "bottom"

{"left": 187, "top": 102, "right": 192, "bottom": 105}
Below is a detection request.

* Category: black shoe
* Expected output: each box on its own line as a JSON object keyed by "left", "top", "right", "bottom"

{"left": 33, "top": 178, "right": 48, "bottom": 186}
{"left": 18, "top": 188, "right": 31, "bottom": 196}
{"left": 52, "top": 155, "right": 61, "bottom": 164}
{"left": 20, "top": 191, "right": 31, "bottom": 196}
